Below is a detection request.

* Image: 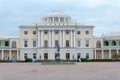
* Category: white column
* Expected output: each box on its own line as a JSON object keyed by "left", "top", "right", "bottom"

{"left": 117, "top": 49, "right": 119, "bottom": 54}
{"left": 60, "top": 30, "right": 62, "bottom": 47}
{"left": 41, "top": 30, "right": 43, "bottom": 48}
{"left": 49, "top": 30, "right": 51, "bottom": 48}
{"left": 95, "top": 50, "right": 96, "bottom": 59}
{"left": 71, "top": 30, "right": 72, "bottom": 48}
{"left": 74, "top": 30, "right": 76, "bottom": 47}
{"left": 52, "top": 30, "right": 54, "bottom": 48}
{"left": 102, "top": 50, "right": 104, "bottom": 59}
{"left": 17, "top": 50, "right": 19, "bottom": 60}
{"left": 38, "top": 30, "right": 40, "bottom": 48}
{"left": 9, "top": 50, "right": 11, "bottom": 60}
{"left": 109, "top": 49, "right": 111, "bottom": 59}
{"left": 2, "top": 50, "right": 4, "bottom": 60}
{"left": 63, "top": 30, "right": 64, "bottom": 47}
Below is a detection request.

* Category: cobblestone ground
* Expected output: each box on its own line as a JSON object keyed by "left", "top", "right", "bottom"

{"left": 0, "top": 62, "right": 120, "bottom": 80}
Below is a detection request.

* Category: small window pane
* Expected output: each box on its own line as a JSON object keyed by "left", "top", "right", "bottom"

{"left": 44, "top": 31, "right": 48, "bottom": 34}
{"left": 77, "top": 31, "right": 80, "bottom": 34}
{"left": 66, "top": 31, "right": 69, "bottom": 34}
{"left": 33, "top": 31, "right": 36, "bottom": 35}
{"left": 24, "top": 31, "right": 28, "bottom": 35}
{"left": 33, "top": 40, "right": 36, "bottom": 47}
{"left": 86, "top": 31, "right": 89, "bottom": 34}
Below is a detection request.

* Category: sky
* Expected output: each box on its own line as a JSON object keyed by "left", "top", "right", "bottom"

{"left": 0, "top": 0, "right": 120, "bottom": 36}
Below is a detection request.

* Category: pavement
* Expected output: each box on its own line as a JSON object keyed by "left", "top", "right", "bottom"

{"left": 0, "top": 62, "right": 120, "bottom": 80}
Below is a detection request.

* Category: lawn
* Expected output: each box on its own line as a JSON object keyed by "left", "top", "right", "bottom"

{"left": 41, "top": 62, "right": 76, "bottom": 65}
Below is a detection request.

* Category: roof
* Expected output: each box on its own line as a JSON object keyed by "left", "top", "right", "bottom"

{"left": 43, "top": 11, "right": 70, "bottom": 18}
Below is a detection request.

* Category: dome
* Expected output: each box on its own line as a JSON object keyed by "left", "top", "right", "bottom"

{"left": 45, "top": 11, "right": 70, "bottom": 18}
{"left": 42, "top": 11, "right": 72, "bottom": 23}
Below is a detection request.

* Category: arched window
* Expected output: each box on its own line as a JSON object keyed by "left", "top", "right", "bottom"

{"left": 104, "top": 41, "right": 109, "bottom": 46}
{"left": 12, "top": 41, "right": 16, "bottom": 48}
{"left": 96, "top": 41, "right": 101, "bottom": 48}
{"left": 112, "top": 40, "right": 116, "bottom": 46}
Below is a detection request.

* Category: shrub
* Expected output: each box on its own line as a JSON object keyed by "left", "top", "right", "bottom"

{"left": 25, "top": 58, "right": 32, "bottom": 62}
{"left": 81, "top": 58, "right": 89, "bottom": 62}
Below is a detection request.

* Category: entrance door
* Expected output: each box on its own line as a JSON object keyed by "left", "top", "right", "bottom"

{"left": 44, "top": 53, "right": 48, "bottom": 61}
{"left": 77, "top": 53, "right": 81, "bottom": 62}
{"left": 66, "top": 53, "right": 70, "bottom": 61}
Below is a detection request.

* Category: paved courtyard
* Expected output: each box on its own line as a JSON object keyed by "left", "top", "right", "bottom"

{"left": 0, "top": 62, "right": 120, "bottom": 80}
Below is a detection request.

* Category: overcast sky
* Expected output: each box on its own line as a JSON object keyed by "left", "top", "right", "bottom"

{"left": 0, "top": 0, "right": 120, "bottom": 36}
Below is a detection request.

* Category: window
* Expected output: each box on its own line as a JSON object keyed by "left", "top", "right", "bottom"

{"left": 44, "top": 53, "right": 48, "bottom": 60}
{"left": 33, "top": 40, "right": 36, "bottom": 47}
{"left": 86, "top": 40, "right": 89, "bottom": 47}
{"left": 112, "top": 40, "right": 116, "bottom": 46}
{"left": 96, "top": 41, "right": 101, "bottom": 48}
{"left": 49, "top": 17, "right": 53, "bottom": 22}
{"left": 24, "top": 53, "right": 28, "bottom": 59}
{"left": 24, "top": 31, "right": 28, "bottom": 35}
{"left": 86, "top": 53, "right": 89, "bottom": 59}
{"left": 54, "top": 17, "right": 58, "bottom": 22}
{"left": 33, "top": 53, "right": 36, "bottom": 59}
{"left": 5, "top": 41, "right": 9, "bottom": 46}
{"left": 24, "top": 40, "right": 28, "bottom": 47}
{"left": 33, "top": 31, "right": 36, "bottom": 35}
{"left": 12, "top": 41, "right": 16, "bottom": 48}
{"left": 66, "top": 40, "right": 69, "bottom": 47}
{"left": 55, "top": 40, "right": 59, "bottom": 47}
{"left": 66, "top": 53, "right": 70, "bottom": 61}
{"left": 44, "top": 31, "right": 48, "bottom": 34}
{"left": 55, "top": 31, "right": 58, "bottom": 34}
{"left": 86, "top": 31, "right": 89, "bottom": 34}
{"left": 77, "top": 53, "right": 81, "bottom": 60}
{"left": 104, "top": 41, "right": 109, "bottom": 46}
{"left": 77, "top": 31, "right": 80, "bottom": 34}
{"left": 60, "top": 17, "right": 64, "bottom": 22}
{"left": 66, "top": 31, "right": 69, "bottom": 34}
{"left": 77, "top": 40, "right": 81, "bottom": 47}
{"left": 0, "top": 41, "right": 1, "bottom": 46}
{"left": 44, "top": 40, "right": 48, "bottom": 48}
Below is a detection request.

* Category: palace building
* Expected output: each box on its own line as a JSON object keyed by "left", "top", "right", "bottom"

{"left": 0, "top": 11, "right": 120, "bottom": 61}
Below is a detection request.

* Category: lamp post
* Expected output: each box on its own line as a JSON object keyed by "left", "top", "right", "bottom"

{"left": 55, "top": 44, "right": 60, "bottom": 62}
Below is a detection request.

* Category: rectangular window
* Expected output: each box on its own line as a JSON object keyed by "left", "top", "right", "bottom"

{"left": 5, "top": 41, "right": 9, "bottom": 46}
{"left": 49, "top": 17, "right": 53, "bottom": 22}
{"left": 24, "top": 40, "right": 28, "bottom": 47}
{"left": 86, "top": 40, "right": 89, "bottom": 47}
{"left": 77, "top": 31, "right": 81, "bottom": 34}
{"left": 24, "top": 31, "right": 28, "bottom": 35}
{"left": 33, "top": 40, "right": 36, "bottom": 47}
{"left": 54, "top": 17, "right": 58, "bottom": 22}
{"left": 66, "top": 53, "right": 70, "bottom": 61}
{"left": 24, "top": 53, "right": 28, "bottom": 59}
{"left": 77, "top": 40, "right": 81, "bottom": 47}
{"left": 55, "top": 40, "right": 59, "bottom": 47}
{"left": 55, "top": 31, "right": 58, "bottom": 34}
{"left": 60, "top": 17, "right": 64, "bottom": 22}
{"left": 0, "top": 41, "right": 1, "bottom": 46}
{"left": 33, "top": 31, "right": 36, "bottom": 35}
{"left": 44, "top": 31, "right": 48, "bottom": 34}
{"left": 86, "top": 31, "right": 89, "bottom": 34}
{"left": 44, "top": 40, "right": 48, "bottom": 48}
{"left": 86, "top": 53, "right": 89, "bottom": 59}
{"left": 66, "top": 31, "right": 69, "bottom": 34}
{"left": 66, "top": 40, "right": 69, "bottom": 47}
{"left": 33, "top": 53, "right": 36, "bottom": 59}
{"left": 44, "top": 53, "right": 48, "bottom": 60}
